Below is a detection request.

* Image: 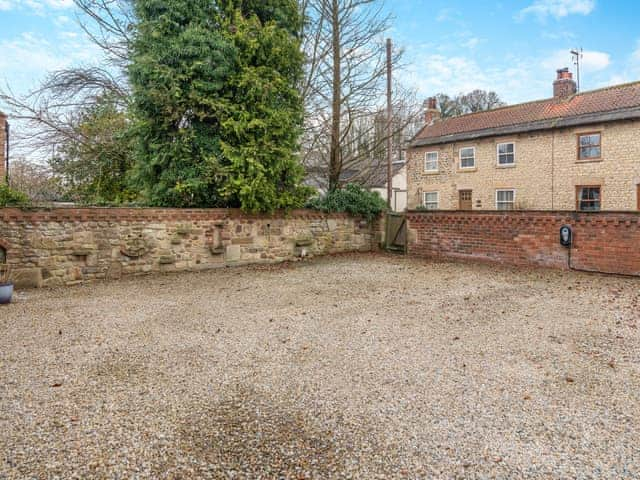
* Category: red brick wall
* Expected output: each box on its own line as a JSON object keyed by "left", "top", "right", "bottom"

{"left": 407, "top": 211, "right": 640, "bottom": 276}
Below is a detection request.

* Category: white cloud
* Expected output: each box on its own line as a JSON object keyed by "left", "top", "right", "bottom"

{"left": 398, "top": 52, "right": 550, "bottom": 104}
{"left": 542, "top": 49, "right": 611, "bottom": 73}
{"left": 461, "top": 37, "right": 484, "bottom": 49}
{"left": 518, "top": 0, "right": 595, "bottom": 20}
{"left": 399, "top": 45, "right": 618, "bottom": 106}
{"left": 0, "top": 30, "right": 104, "bottom": 95}
{"left": 0, "top": 0, "right": 73, "bottom": 12}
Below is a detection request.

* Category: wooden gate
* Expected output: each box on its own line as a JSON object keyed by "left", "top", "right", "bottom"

{"left": 385, "top": 213, "right": 407, "bottom": 253}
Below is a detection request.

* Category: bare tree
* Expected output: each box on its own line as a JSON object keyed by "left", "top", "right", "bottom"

{"left": 300, "top": 0, "right": 419, "bottom": 192}
{"left": 435, "top": 90, "right": 507, "bottom": 119}
{"left": 0, "top": 0, "right": 133, "bottom": 157}
{"left": 8, "top": 157, "right": 63, "bottom": 202}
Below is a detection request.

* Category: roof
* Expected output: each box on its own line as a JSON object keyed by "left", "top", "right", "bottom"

{"left": 411, "top": 81, "right": 640, "bottom": 147}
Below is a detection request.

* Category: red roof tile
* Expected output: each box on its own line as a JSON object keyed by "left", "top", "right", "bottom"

{"left": 413, "top": 81, "right": 640, "bottom": 145}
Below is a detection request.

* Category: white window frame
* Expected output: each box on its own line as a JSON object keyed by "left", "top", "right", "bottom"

{"left": 496, "top": 189, "right": 516, "bottom": 211}
{"left": 423, "top": 191, "right": 439, "bottom": 210}
{"left": 496, "top": 142, "right": 516, "bottom": 167}
{"left": 459, "top": 147, "right": 476, "bottom": 169}
{"left": 424, "top": 151, "right": 440, "bottom": 173}
{"left": 424, "top": 151, "right": 439, "bottom": 173}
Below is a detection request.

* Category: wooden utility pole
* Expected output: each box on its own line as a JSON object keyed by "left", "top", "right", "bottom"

{"left": 329, "top": 0, "right": 342, "bottom": 192}
{"left": 386, "top": 38, "right": 392, "bottom": 209}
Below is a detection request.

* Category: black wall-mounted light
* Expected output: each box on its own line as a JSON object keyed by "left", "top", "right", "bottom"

{"left": 560, "top": 225, "right": 573, "bottom": 248}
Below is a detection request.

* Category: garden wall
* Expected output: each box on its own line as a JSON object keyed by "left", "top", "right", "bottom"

{"left": 407, "top": 211, "right": 640, "bottom": 276}
{"left": 0, "top": 208, "right": 380, "bottom": 288}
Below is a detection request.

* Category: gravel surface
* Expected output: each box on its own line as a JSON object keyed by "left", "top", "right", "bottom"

{"left": 1, "top": 253, "right": 639, "bottom": 479}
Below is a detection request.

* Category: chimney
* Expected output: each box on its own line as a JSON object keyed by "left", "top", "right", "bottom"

{"left": 553, "top": 67, "right": 577, "bottom": 99}
{"left": 424, "top": 97, "right": 440, "bottom": 125}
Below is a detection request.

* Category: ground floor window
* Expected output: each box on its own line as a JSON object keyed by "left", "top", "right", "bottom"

{"left": 496, "top": 189, "right": 515, "bottom": 210}
{"left": 576, "top": 186, "right": 601, "bottom": 211}
{"left": 423, "top": 192, "right": 439, "bottom": 210}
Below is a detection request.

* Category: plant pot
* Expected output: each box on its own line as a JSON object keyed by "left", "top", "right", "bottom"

{"left": 0, "top": 282, "right": 14, "bottom": 305}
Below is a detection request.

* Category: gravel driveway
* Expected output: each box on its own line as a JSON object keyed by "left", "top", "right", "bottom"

{"left": 1, "top": 253, "right": 639, "bottom": 479}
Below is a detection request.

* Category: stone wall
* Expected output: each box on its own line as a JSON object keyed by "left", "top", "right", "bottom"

{"left": 0, "top": 208, "right": 380, "bottom": 288}
{"left": 407, "top": 119, "right": 640, "bottom": 211}
{"left": 408, "top": 210, "right": 640, "bottom": 276}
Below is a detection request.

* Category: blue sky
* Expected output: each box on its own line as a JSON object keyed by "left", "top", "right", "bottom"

{"left": 0, "top": 0, "right": 639, "bottom": 106}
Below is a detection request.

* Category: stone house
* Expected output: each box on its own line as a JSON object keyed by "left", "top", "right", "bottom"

{"left": 407, "top": 69, "right": 640, "bottom": 211}
{"left": 0, "top": 112, "right": 7, "bottom": 183}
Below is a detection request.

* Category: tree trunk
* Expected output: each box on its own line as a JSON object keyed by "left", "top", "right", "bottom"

{"left": 328, "top": 0, "right": 341, "bottom": 192}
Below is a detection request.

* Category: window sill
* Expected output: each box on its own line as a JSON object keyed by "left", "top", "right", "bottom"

{"left": 576, "top": 158, "right": 603, "bottom": 164}
{"left": 458, "top": 167, "right": 477, "bottom": 173}
{"left": 496, "top": 164, "right": 516, "bottom": 169}
{"left": 423, "top": 170, "right": 440, "bottom": 175}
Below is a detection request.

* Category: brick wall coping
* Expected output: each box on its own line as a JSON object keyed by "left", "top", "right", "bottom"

{"left": 407, "top": 209, "right": 640, "bottom": 216}
{"left": 0, "top": 207, "right": 361, "bottom": 223}
{"left": 406, "top": 210, "right": 640, "bottom": 226}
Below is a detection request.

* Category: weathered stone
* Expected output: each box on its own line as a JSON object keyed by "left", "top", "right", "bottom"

{"left": 231, "top": 237, "right": 254, "bottom": 245}
{"left": 295, "top": 237, "right": 314, "bottom": 247}
{"left": 106, "top": 262, "right": 123, "bottom": 280}
{"left": 120, "top": 235, "right": 150, "bottom": 258}
{"left": 12, "top": 268, "right": 43, "bottom": 288}
{"left": 175, "top": 225, "right": 191, "bottom": 236}
{"left": 0, "top": 209, "right": 377, "bottom": 288}
{"left": 43, "top": 276, "right": 64, "bottom": 288}
{"left": 225, "top": 245, "right": 242, "bottom": 262}
{"left": 158, "top": 255, "right": 176, "bottom": 265}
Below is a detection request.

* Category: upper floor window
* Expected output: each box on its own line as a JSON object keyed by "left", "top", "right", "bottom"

{"left": 497, "top": 142, "right": 515, "bottom": 166}
{"left": 577, "top": 186, "right": 601, "bottom": 211}
{"left": 425, "top": 152, "right": 439, "bottom": 172}
{"left": 578, "top": 133, "right": 601, "bottom": 160}
{"left": 496, "top": 189, "right": 516, "bottom": 210}
{"left": 423, "top": 192, "right": 439, "bottom": 210}
{"left": 459, "top": 147, "right": 475, "bottom": 169}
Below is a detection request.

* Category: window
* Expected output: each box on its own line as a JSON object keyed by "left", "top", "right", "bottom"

{"left": 578, "top": 133, "right": 601, "bottom": 160}
{"left": 576, "top": 186, "right": 601, "bottom": 211}
{"left": 459, "top": 147, "right": 475, "bottom": 169}
{"left": 423, "top": 192, "right": 439, "bottom": 210}
{"left": 425, "top": 152, "right": 439, "bottom": 172}
{"left": 496, "top": 189, "right": 516, "bottom": 210}
{"left": 497, "top": 142, "right": 515, "bottom": 166}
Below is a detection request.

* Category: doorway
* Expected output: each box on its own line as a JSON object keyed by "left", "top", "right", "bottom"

{"left": 459, "top": 190, "right": 473, "bottom": 210}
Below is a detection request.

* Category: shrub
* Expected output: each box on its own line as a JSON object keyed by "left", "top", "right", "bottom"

{"left": 0, "top": 184, "right": 30, "bottom": 207}
{"left": 306, "top": 184, "right": 388, "bottom": 221}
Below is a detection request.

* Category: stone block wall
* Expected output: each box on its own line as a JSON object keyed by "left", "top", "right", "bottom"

{"left": 407, "top": 210, "right": 640, "bottom": 276}
{"left": 0, "top": 208, "right": 380, "bottom": 288}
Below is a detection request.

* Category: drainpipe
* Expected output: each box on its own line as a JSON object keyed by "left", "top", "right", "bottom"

{"left": 551, "top": 129, "right": 555, "bottom": 210}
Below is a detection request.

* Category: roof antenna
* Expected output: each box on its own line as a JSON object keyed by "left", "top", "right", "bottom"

{"left": 571, "top": 48, "right": 583, "bottom": 92}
